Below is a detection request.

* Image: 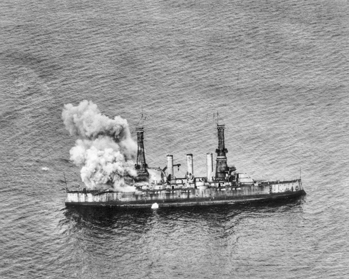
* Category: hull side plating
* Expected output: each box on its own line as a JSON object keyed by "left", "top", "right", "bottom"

{"left": 65, "top": 179, "right": 305, "bottom": 208}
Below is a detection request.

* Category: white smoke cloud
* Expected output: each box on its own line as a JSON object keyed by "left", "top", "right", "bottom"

{"left": 62, "top": 100, "right": 137, "bottom": 191}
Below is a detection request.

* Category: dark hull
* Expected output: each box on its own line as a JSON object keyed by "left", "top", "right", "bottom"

{"left": 65, "top": 189, "right": 306, "bottom": 208}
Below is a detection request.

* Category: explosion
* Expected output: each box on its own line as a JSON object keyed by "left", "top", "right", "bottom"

{"left": 62, "top": 100, "right": 137, "bottom": 190}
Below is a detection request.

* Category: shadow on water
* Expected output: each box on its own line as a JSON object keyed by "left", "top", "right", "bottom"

{"left": 63, "top": 206, "right": 153, "bottom": 230}
{"left": 63, "top": 195, "right": 306, "bottom": 228}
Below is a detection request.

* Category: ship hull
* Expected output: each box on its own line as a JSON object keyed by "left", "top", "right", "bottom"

{"left": 65, "top": 180, "right": 305, "bottom": 208}
{"left": 65, "top": 190, "right": 305, "bottom": 208}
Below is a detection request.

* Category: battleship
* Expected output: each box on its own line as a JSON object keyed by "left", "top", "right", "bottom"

{"left": 65, "top": 124, "right": 305, "bottom": 208}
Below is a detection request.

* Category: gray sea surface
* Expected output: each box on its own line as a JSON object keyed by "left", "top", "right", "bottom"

{"left": 0, "top": 0, "right": 349, "bottom": 278}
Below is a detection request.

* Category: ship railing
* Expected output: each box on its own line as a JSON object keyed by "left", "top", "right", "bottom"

{"left": 66, "top": 179, "right": 303, "bottom": 194}
{"left": 259, "top": 179, "right": 301, "bottom": 185}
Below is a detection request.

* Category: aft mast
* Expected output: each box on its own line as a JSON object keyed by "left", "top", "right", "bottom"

{"left": 215, "top": 124, "right": 228, "bottom": 180}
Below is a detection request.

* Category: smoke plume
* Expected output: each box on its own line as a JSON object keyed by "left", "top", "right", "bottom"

{"left": 62, "top": 100, "right": 137, "bottom": 190}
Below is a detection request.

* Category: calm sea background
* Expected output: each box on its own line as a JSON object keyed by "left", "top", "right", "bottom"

{"left": 0, "top": 0, "right": 349, "bottom": 278}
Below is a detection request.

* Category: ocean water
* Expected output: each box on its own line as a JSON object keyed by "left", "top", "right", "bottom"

{"left": 0, "top": 0, "right": 349, "bottom": 278}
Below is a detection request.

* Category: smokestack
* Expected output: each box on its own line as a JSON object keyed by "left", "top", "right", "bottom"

{"left": 167, "top": 155, "right": 174, "bottom": 179}
{"left": 186, "top": 154, "right": 193, "bottom": 175}
{"left": 215, "top": 124, "right": 228, "bottom": 180}
{"left": 135, "top": 127, "right": 149, "bottom": 182}
{"left": 206, "top": 153, "right": 213, "bottom": 182}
